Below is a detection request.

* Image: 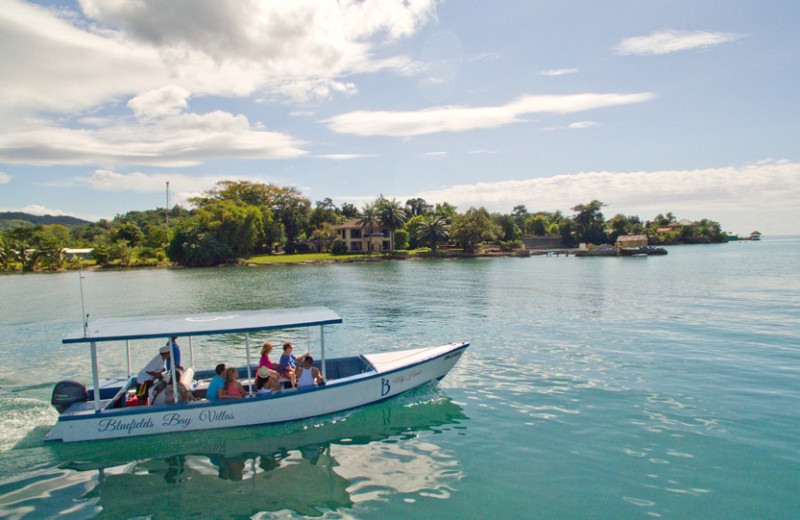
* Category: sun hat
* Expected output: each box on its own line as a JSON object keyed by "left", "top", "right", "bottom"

{"left": 257, "top": 366, "right": 270, "bottom": 378}
{"left": 159, "top": 346, "right": 170, "bottom": 354}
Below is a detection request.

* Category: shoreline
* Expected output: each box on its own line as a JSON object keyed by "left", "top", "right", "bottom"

{"left": 1, "top": 238, "right": 767, "bottom": 274}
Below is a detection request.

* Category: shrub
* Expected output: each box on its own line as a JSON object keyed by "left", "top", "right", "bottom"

{"left": 331, "top": 240, "right": 349, "bottom": 255}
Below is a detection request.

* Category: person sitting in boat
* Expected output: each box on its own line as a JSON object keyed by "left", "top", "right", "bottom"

{"left": 205, "top": 363, "right": 227, "bottom": 400}
{"left": 278, "top": 342, "right": 308, "bottom": 387}
{"left": 164, "top": 336, "right": 184, "bottom": 372}
{"left": 135, "top": 345, "right": 170, "bottom": 401}
{"left": 151, "top": 369, "right": 197, "bottom": 405}
{"left": 295, "top": 356, "right": 324, "bottom": 388}
{"left": 255, "top": 366, "right": 280, "bottom": 394}
{"left": 223, "top": 367, "right": 247, "bottom": 398}
{"left": 258, "top": 342, "right": 280, "bottom": 381}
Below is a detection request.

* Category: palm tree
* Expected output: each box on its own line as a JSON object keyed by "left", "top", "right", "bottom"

{"left": 377, "top": 197, "right": 406, "bottom": 251}
{"left": 417, "top": 215, "right": 449, "bottom": 252}
{"left": 357, "top": 203, "right": 380, "bottom": 252}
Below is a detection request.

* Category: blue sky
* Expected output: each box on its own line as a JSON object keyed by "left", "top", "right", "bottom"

{"left": 1, "top": 0, "right": 798, "bottom": 234}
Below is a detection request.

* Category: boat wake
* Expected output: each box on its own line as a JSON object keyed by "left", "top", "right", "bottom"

{"left": 0, "top": 393, "right": 57, "bottom": 453}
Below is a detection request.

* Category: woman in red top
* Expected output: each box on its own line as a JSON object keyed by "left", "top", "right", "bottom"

{"left": 258, "top": 342, "right": 280, "bottom": 384}
{"left": 224, "top": 367, "right": 246, "bottom": 398}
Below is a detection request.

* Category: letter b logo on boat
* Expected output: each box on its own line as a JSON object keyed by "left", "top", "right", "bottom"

{"left": 381, "top": 378, "right": 391, "bottom": 396}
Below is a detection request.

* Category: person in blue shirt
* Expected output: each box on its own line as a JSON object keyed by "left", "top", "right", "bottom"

{"left": 165, "top": 337, "right": 184, "bottom": 372}
{"left": 278, "top": 342, "right": 309, "bottom": 388}
{"left": 206, "top": 363, "right": 227, "bottom": 400}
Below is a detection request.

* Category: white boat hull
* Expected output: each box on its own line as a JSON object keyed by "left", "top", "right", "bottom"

{"left": 46, "top": 342, "right": 468, "bottom": 442}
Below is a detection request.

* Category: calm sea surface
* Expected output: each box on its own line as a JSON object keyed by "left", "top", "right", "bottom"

{"left": 0, "top": 238, "right": 798, "bottom": 519}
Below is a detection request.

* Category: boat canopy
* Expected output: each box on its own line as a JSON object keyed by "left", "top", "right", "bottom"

{"left": 63, "top": 306, "right": 342, "bottom": 344}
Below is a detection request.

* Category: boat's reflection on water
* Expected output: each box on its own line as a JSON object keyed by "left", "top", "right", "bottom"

{"left": 33, "top": 388, "right": 467, "bottom": 518}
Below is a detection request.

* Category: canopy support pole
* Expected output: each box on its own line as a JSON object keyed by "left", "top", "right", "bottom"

{"left": 245, "top": 333, "right": 253, "bottom": 397}
{"left": 125, "top": 340, "right": 131, "bottom": 379}
{"left": 169, "top": 339, "right": 178, "bottom": 402}
{"left": 90, "top": 341, "right": 101, "bottom": 412}
{"left": 320, "top": 325, "right": 326, "bottom": 381}
{"left": 189, "top": 337, "right": 194, "bottom": 371}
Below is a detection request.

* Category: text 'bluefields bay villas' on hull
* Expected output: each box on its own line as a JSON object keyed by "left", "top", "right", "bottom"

{"left": 46, "top": 306, "right": 469, "bottom": 442}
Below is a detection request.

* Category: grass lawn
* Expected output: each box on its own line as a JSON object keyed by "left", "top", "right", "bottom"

{"left": 245, "top": 249, "right": 474, "bottom": 265}
{"left": 246, "top": 252, "right": 375, "bottom": 264}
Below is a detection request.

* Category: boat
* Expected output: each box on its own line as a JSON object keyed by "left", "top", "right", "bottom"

{"left": 46, "top": 306, "right": 469, "bottom": 443}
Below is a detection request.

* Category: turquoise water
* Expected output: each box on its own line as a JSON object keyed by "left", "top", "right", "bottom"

{"left": 0, "top": 238, "right": 798, "bottom": 519}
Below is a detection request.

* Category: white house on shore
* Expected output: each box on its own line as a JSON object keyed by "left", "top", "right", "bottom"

{"left": 61, "top": 248, "right": 94, "bottom": 260}
{"left": 335, "top": 219, "right": 393, "bottom": 253}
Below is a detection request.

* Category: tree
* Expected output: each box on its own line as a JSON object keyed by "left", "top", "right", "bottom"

{"left": 558, "top": 219, "right": 575, "bottom": 247}
{"left": 525, "top": 215, "right": 548, "bottom": 236}
{"left": 144, "top": 225, "right": 170, "bottom": 249}
{"left": 417, "top": 215, "right": 449, "bottom": 252}
{"left": 512, "top": 205, "right": 529, "bottom": 230}
{"left": 308, "top": 198, "right": 344, "bottom": 232}
{"left": 0, "top": 235, "right": 7, "bottom": 269}
{"left": 116, "top": 222, "right": 144, "bottom": 246}
{"left": 493, "top": 214, "right": 520, "bottom": 241}
{"left": 310, "top": 223, "right": 338, "bottom": 252}
{"left": 572, "top": 200, "right": 607, "bottom": 244}
{"left": 340, "top": 203, "right": 359, "bottom": 219}
{"left": 167, "top": 224, "right": 232, "bottom": 267}
{"left": 377, "top": 196, "right": 406, "bottom": 250}
{"left": 434, "top": 202, "right": 458, "bottom": 224}
{"left": 109, "top": 240, "right": 133, "bottom": 266}
{"left": 358, "top": 203, "right": 380, "bottom": 235}
{"left": 405, "top": 198, "right": 432, "bottom": 217}
{"left": 606, "top": 214, "right": 631, "bottom": 243}
{"left": 167, "top": 198, "right": 263, "bottom": 266}
{"left": 451, "top": 208, "right": 498, "bottom": 252}
{"left": 194, "top": 180, "right": 308, "bottom": 253}
{"left": 404, "top": 215, "right": 427, "bottom": 249}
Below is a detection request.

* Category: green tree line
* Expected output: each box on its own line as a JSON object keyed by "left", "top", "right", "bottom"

{"left": 0, "top": 181, "right": 726, "bottom": 270}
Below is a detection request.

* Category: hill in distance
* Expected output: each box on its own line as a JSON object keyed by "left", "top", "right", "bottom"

{"left": 0, "top": 212, "right": 92, "bottom": 232}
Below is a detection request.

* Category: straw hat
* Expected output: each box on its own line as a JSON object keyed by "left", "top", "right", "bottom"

{"left": 257, "top": 366, "right": 270, "bottom": 378}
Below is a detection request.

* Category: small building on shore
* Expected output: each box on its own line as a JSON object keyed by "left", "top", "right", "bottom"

{"left": 616, "top": 234, "right": 648, "bottom": 249}
{"left": 61, "top": 248, "right": 94, "bottom": 260}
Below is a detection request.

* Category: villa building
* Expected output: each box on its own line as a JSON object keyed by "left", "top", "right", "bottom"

{"left": 335, "top": 219, "right": 393, "bottom": 253}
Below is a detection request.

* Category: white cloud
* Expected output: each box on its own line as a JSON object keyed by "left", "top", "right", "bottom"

{"left": 128, "top": 86, "right": 191, "bottom": 119}
{"left": 0, "top": 172, "right": 10, "bottom": 184}
{"left": 77, "top": 0, "right": 435, "bottom": 102}
{"left": 568, "top": 121, "right": 598, "bottom": 129}
{"left": 539, "top": 68, "right": 578, "bottom": 76}
{"left": 410, "top": 160, "right": 800, "bottom": 235}
{"left": 0, "top": 0, "right": 437, "bottom": 119}
{"left": 317, "top": 154, "right": 377, "bottom": 160}
{"left": 3, "top": 204, "right": 70, "bottom": 216}
{"left": 0, "top": 1, "right": 166, "bottom": 117}
{"left": 324, "top": 92, "right": 654, "bottom": 137}
{"left": 615, "top": 30, "right": 742, "bottom": 56}
{"left": 0, "top": 111, "right": 308, "bottom": 167}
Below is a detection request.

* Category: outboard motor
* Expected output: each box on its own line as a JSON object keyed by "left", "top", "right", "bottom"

{"left": 51, "top": 380, "right": 88, "bottom": 414}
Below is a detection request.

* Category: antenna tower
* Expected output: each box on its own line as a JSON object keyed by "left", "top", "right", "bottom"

{"left": 166, "top": 181, "right": 170, "bottom": 225}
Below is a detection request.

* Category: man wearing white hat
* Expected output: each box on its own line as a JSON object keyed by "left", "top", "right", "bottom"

{"left": 135, "top": 346, "right": 171, "bottom": 401}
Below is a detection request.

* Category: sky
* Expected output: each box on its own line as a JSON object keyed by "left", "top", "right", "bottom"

{"left": 1, "top": 0, "right": 798, "bottom": 235}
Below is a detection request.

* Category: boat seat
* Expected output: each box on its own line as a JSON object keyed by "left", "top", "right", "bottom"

{"left": 180, "top": 367, "right": 194, "bottom": 387}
